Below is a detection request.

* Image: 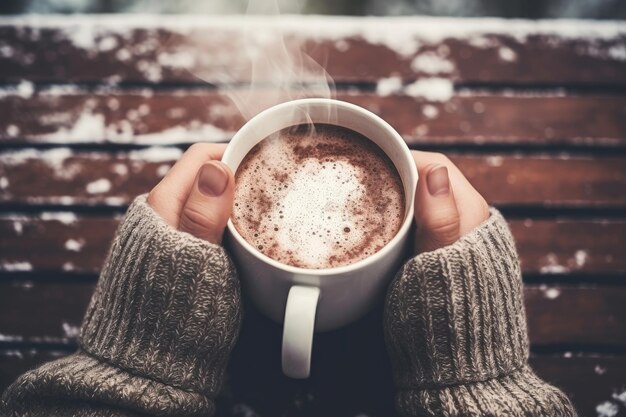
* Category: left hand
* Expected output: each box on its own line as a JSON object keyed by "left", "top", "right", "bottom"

{"left": 147, "top": 143, "right": 235, "bottom": 244}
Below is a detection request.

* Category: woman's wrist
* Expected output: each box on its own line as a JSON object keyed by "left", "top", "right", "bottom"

{"left": 80, "top": 195, "right": 241, "bottom": 395}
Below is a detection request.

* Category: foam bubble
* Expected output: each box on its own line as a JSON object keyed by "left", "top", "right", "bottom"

{"left": 232, "top": 124, "right": 404, "bottom": 269}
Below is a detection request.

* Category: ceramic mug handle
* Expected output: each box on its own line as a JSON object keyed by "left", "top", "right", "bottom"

{"left": 281, "top": 285, "right": 320, "bottom": 378}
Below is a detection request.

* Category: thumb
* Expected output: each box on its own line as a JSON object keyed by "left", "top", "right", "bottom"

{"left": 414, "top": 164, "right": 461, "bottom": 254}
{"left": 179, "top": 161, "right": 235, "bottom": 244}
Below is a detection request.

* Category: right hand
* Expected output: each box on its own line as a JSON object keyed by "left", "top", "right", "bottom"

{"left": 411, "top": 151, "right": 490, "bottom": 254}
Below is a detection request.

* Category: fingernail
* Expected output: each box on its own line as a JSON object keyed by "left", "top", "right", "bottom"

{"left": 198, "top": 161, "right": 229, "bottom": 196}
{"left": 427, "top": 165, "right": 450, "bottom": 196}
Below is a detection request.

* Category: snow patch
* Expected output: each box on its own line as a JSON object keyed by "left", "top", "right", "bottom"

{"left": 543, "top": 287, "right": 561, "bottom": 300}
{"left": 0, "top": 177, "right": 8, "bottom": 189}
{"left": 498, "top": 46, "right": 517, "bottom": 61}
{"left": 64, "top": 238, "right": 84, "bottom": 252}
{"left": 613, "top": 391, "right": 626, "bottom": 406}
{"left": 158, "top": 50, "right": 196, "bottom": 68}
{"left": 6, "top": 16, "right": 626, "bottom": 58}
{"left": 62, "top": 322, "right": 80, "bottom": 339}
{"left": 17, "top": 281, "right": 33, "bottom": 290}
{"left": 13, "top": 221, "right": 23, "bottom": 235}
{"left": 98, "top": 35, "right": 118, "bottom": 52}
{"left": 17, "top": 80, "right": 34, "bottom": 98}
{"left": 2, "top": 262, "right": 32, "bottom": 271}
{"left": 128, "top": 147, "right": 182, "bottom": 162}
{"left": 422, "top": 104, "right": 439, "bottom": 119}
{"left": 411, "top": 52, "right": 454, "bottom": 74}
{"left": 0, "top": 80, "right": 34, "bottom": 98}
{"left": 596, "top": 401, "right": 618, "bottom": 417}
{"left": 594, "top": 365, "right": 606, "bottom": 375}
{"left": 65, "top": 24, "right": 98, "bottom": 50}
{"left": 335, "top": 39, "right": 349, "bottom": 52}
{"left": 40, "top": 112, "right": 107, "bottom": 142}
{"left": 574, "top": 250, "right": 588, "bottom": 268}
{"left": 0, "top": 334, "right": 23, "bottom": 342}
{"left": 404, "top": 78, "right": 453, "bottom": 102}
{"left": 1, "top": 350, "right": 23, "bottom": 359}
{"left": 115, "top": 48, "right": 130, "bottom": 61}
{"left": 112, "top": 163, "right": 129, "bottom": 176}
{"left": 137, "top": 59, "right": 162, "bottom": 82}
{"left": 607, "top": 45, "right": 626, "bottom": 60}
{"left": 105, "top": 196, "right": 125, "bottom": 205}
{"left": 376, "top": 76, "right": 402, "bottom": 96}
{"left": 37, "top": 110, "right": 229, "bottom": 144}
{"left": 41, "top": 212, "right": 77, "bottom": 225}
{"left": 1, "top": 149, "right": 73, "bottom": 180}
{"left": 62, "top": 262, "right": 75, "bottom": 271}
{"left": 486, "top": 156, "right": 503, "bottom": 167}
{"left": 40, "top": 84, "right": 81, "bottom": 96}
{"left": 6, "top": 124, "right": 19, "bottom": 137}
{"left": 86, "top": 178, "right": 112, "bottom": 194}
{"left": 134, "top": 124, "right": 229, "bottom": 144}
{"left": 540, "top": 253, "right": 569, "bottom": 274}
{"left": 157, "top": 164, "right": 171, "bottom": 177}
{"left": 0, "top": 45, "right": 13, "bottom": 58}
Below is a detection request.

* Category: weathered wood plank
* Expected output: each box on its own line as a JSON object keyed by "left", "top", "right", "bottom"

{"left": 0, "top": 147, "right": 180, "bottom": 206}
{"left": 1, "top": 90, "right": 625, "bottom": 146}
{"left": 0, "top": 283, "right": 623, "bottom": 346}
{"left": 525, "top": 286, "right": 626, "bottom": 346}
{"left": 1, "top": 216, "right": 624, "bottom": 275}
{"left": 2, "top": 149, "right": 625, "bottom": 207}
{"left": 0, "top": 17, "right": 625, "bottom": 84}
{"left": 448, "top": 154, "right": 626, "bottom": 208}
{"left": 529, "top": 355, "right": 626, "bottom": 417}
{"left": 510, "top": 220, "right": 626, "bottom": 275}
{"left": 1, "top": 351, "right": 624, "bottom": 417}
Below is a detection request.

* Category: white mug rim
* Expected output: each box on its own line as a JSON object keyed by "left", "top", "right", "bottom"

{"left": 223, "top": 98, "right": 417, "bottom": 277}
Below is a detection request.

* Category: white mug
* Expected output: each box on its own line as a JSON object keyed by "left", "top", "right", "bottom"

{"left": 222, "top": 98, "right": 418, "bottom": 378}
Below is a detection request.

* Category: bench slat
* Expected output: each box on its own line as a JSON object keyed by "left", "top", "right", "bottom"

{"left": 1, "top": 216, "right": 624, "bottom": 275}
{"left": 1, "top": 91, "right": 625, "bottom": 146}
{"left": 1, "top": 18, "right": 625, "bottom": 84}
{"left": 0, "top": 283, "right": 623, "bottom": 346}
{"left": 2, "top": 150, "right": 625, "bottom": 207}
{"left": 0, "top": 350, "right": 623, "bottom": 417}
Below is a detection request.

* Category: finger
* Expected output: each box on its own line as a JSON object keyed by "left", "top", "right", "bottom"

{"left": 179, "top": 160, "right": 235, "bottom": 244}
{"left": 414, "top": 164, "right": 461, "bottom": 253}
{"left": 411, "top": 150, "right": 489, "bottom": 236}
{"left": 148, "top": 143, "right": 227, "bottom": 227}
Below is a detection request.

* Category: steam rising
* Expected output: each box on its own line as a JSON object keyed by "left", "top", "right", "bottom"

{"left": 208, "top": 0, "right": 337, "bottom": 122}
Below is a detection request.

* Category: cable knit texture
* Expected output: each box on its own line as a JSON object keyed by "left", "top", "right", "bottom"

{"left": 384, "top": 208, "right": 578, "bottom": 417}
{"left": 1, "top": 194, "right": 242, "bottom": 417}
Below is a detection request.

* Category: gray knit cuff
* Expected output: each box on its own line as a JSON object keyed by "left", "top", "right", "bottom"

{"left": 385, "top": 208, "right": 527, "bottom": 387}
{"left": 385, "top": 208, "right": 577, "bottom": 416}
{"left": 79, "top": 194, "right": 242, "bottom": 397}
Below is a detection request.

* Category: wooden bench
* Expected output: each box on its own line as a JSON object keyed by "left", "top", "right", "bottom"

{"left": 1, "top": 16, "right": 625, "bottom": 416}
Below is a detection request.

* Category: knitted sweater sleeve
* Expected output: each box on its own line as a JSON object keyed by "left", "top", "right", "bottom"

{"left": 1, "top": 194, "right": 242, "bottom": 417}
{"left": 384, "top": 208, "right": 578, "bottom": 417}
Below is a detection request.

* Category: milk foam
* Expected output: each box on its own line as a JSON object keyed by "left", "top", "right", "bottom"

{"left": 232, "top": 124, "right": 404, "bottom": 269}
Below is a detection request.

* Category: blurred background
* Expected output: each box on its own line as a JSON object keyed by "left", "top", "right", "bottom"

{"left": 1, "top": 0, "right": 626, "bottom": 19}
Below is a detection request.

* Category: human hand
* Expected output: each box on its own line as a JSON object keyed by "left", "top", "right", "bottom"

{"left": 147, "top": 143, "right": 234, "bottom": 244}
{"left": 411, "top": 151, "right": 489, "bottom": 254}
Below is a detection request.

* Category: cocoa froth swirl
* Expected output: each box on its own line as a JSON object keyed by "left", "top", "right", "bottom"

{"left": 232, "top": 123, "right": 405, "bottom": 269}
